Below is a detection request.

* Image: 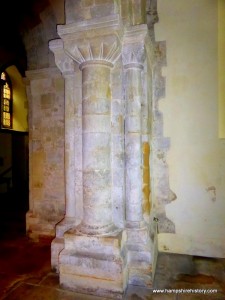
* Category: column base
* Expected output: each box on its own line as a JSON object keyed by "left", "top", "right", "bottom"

{"left": 76, "top": 221, "right": 119, "bottom": 236}
{"left": 59, "top": 227, "right": 128, "bottom": 299}
{"left": 51, "top": 217, "right": 77, "bottom": 272}
{"left": 126, "top": 222, "right": 153, "bottom": 287}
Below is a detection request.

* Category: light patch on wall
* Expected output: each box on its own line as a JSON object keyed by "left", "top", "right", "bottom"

{"left": 6, "top": 65, "right": 28, "bottom": 132}
{"left": 218, "top": 0, "right": 225, "bottom": 138}
{"left": 142, "top": 142, "right": 150, "bottom": 215}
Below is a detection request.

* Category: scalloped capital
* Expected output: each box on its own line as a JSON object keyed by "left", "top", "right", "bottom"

{"left": 56, "top": 14, "right": 122, "bottom": 68}
{"left": 122, "top": 24, "right": 148, "bottom": 68}
{"left": 64, "top": 36, "right": 122, "bottom": 68}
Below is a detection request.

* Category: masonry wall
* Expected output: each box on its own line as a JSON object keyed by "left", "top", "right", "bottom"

{"left": 154, "top": 0, "right": 225, "bottom": 257}
{"left": 22, "top": 3, "right": 60, "bottom": 70}
{"left": 26, "top": 68, "right": 65, "bottom": 239}
{"left": 22, "top": 1, "right": 65, "bottom": 239}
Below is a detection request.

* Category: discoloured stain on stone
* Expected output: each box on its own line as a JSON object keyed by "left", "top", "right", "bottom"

{"left": 129, "top": 0, "right": 146, "bottom": 26}
{"left": 206, "top": 186, "right": 216, "bottom": 202}
{"left": 176, "top": 273, "right": 215, "bottom": 284}
{"left": 169, "top": 189, "right": 177, "bottom": 202}
{"left": 142, "top": 142, "right": 150, "bottom": 216}
{"left": 106, "top": 85, "right": 112, "bottom": 99}
{"left": 157, "top": 214, "right": 175, "bottom": 234}
{"left": 156, "top": 150, "right": 166, "bottom": 163}
{"left": 163, "top": 245, "right": 169, "bottom": 251}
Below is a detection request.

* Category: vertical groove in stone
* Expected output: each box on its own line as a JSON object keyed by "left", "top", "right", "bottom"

{"left": 142, "top": 141, "right": 150, "bottom": 216}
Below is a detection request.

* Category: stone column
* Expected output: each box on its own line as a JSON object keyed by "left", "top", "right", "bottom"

{"left": 78, "top": 59, "right": 115, "bottom": 235}
{"left": 123, "top": 24, "right": 152, "bottom": 286}
{"left": 123, "top": 26, "right": 147, "bottom": 228}
{"left": 62, "top": 40, "right": 121, "bottom": 235}
{"left": 49, "top": 39, "right": 79, "bottom": 271}
{"left": 56, "top": 21, "right": 128, "bottom": 298}
{"left": 125, "top": 64, "right": 144, "bottom": 224}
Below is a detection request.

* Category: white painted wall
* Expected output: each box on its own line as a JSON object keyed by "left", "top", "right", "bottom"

{"left": 154, "top": 0, "right": 225, "bottom": 257}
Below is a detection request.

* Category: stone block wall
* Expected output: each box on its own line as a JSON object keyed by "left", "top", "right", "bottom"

{"left": 22, "top": 5, "right": 58, "bottom": 70}
{"left": 65, "top": 0, "right": 119, "bottom": 23}
{"left": 26, "top": 68, "right": 65, "bottom": 240}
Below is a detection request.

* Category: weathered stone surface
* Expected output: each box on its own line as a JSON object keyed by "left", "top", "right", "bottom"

{"left": 46, "top": 1, "right": 154, "bottom": 297}
{"left": 26, "top": 68, "right": 65, "bottom": 240}
{"left": 59, "top": 231, "right": 128, "bottom": 299}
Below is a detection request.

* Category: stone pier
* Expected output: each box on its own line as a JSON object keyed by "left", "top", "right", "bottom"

{"left": 49, "top": 1, "right": 155, "bottom": 298}
{"left": 51, "top": 15, "right": 128, "bottom": 299}
{"left": 49, "top": 40, "right": 80, "bottom": 272}
{"left": 123, "top": 25, "right": 152, "bottom": 287}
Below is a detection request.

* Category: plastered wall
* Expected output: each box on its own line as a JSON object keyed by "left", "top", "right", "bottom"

{"left": 218, "top": 0, "right": 225, "bottom": 138}
{"left": 154, "top": 0, "right": 225, "bottom": 257}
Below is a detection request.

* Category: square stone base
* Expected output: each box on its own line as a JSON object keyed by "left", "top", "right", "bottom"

{"left": 59, "top": 229, "right": 128, "bottom": 299}
{"left": 51, "top": 237, "right": 64, "bottom": 273}
{"left": 126, "top": 225, "right": 152, "bottom": 287}
{"left": 51, "top": 217, "right": 77, "bottom": 272}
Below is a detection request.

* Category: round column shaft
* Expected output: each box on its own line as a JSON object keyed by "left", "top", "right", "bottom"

{"left": 64, "top": 75, "right": 76, "bottom": 218}
{"left": 78, "top": 61, "right": 114, "bottom": 235}
{"left": 125, "top": 64, "right": 143, "bottom": 225}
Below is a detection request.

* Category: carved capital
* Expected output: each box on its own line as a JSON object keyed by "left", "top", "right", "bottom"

{"left": 49, "top": 39, "right": 75, "bottom": 76}
{"left": 57, "top": 15, "right": 122, "bottom": 68}
{"left": 122, "top": 44, "right": 146, "bottom": 69}
{"left": 65, "top": 39, "right": 121, "bottom": 69}
{"left": 122, "top": 24, "right": 148, "bottom": 68}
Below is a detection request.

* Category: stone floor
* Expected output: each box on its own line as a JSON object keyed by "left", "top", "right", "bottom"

{"left": 0, "top": 191, "right": 225, "bottom": 300}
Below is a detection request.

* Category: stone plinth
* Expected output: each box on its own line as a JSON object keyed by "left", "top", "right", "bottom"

{"left": 59, "top": 229, "right": 128, "bottom": 299}
{"left": 126, "top": 223, "right": 152, "bottom": 286}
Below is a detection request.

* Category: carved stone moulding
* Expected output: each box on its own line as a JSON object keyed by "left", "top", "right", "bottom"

{"left": 122, "top": 24, "right": 148, "bottom": 68}
{"left": 49, "top": 39, "right": 75, "bottom": 76}
{"left": 57, "top": 14, "right": 123, "bottom": 68}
